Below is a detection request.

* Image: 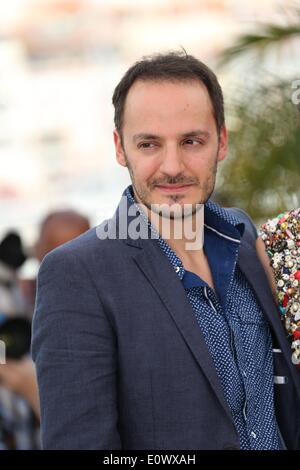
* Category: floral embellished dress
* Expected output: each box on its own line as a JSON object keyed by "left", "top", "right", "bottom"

{"left": 259, "top": 208, "right": 300, "bottom": 368}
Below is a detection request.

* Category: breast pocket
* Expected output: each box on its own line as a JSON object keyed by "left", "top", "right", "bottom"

{"left": 231, "top": 307, "right": 268, "bottom": 326}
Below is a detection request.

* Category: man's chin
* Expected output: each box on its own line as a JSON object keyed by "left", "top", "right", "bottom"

{"left": 147, "top": 200, "right": 204, "bottom": 219}
{"left": 133, "top": 187, "right": 209, "bottom": 218}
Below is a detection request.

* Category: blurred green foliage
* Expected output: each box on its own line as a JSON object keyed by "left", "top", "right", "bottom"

{"left": 216, "top": 81, "right": 300, "bottom": 221}
{"left": 215, "top": 7, "right": 300, "bottom": 222}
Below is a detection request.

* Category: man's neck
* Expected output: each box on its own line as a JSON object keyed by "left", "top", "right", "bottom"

{"left": 137, "top": 200, "right": 205, "bottom": 259}
{"left": 130, "top": 190, "right": 215, "bottom": 290}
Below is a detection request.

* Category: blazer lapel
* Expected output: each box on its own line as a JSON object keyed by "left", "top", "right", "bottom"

{"left": 129, "top": 237, "right": 234, "bottom": 422}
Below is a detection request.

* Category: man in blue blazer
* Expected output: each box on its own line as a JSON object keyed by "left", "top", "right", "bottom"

{"left": 31, "top": 52, "right": 300, "bottom": 450}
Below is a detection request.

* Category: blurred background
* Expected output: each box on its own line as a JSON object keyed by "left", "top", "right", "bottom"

{"left": 0, "top": 0, "right": 299, "bottom": 251}
{"left": 0, "top": 0, "right": 299, "bottom": 449}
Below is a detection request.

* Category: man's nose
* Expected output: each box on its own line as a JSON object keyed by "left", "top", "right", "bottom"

{"left": 159, "top": 145, "right": 184, "bottom": 177}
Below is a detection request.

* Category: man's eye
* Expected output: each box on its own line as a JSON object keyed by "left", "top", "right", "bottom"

{"left": 138, "top": 142, "right": 156, "bottom": 149}
{"left": 184, "top": 139, "right": 202, "bottom": 146}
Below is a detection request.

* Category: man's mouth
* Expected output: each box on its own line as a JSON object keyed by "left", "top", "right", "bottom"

{"left": 154, "top": 184, "right": 195, "bottom": 193}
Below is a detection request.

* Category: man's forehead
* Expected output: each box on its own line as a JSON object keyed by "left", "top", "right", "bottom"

{"left": 124, "top": 79, "right": 213, "bottom": 121}
{"left": 120, "top": 79, "right": 216, "bottom": 138}
{"left": 126, "top": 77, "right": 209, "bottom": 99}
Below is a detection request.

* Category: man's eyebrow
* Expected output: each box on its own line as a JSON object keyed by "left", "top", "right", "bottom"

{"left": 133, "top": 133, "right": 160, "bottom": 142}
{"left": 132, "top": 130, "right": 210, "bottom": 142}
{"left": 181, "top": 130, "right": 210, "bottom": 138}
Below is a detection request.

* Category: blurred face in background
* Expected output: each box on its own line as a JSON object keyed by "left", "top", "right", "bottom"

{"left": 35, "top": 211, "right": 90, "bottom": 262}
{"left": 114, "top": 79, "right": 227, "bottom": 218}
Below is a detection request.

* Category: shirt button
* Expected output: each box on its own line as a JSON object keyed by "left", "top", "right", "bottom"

{"left": 251, "top": 431, "right": 257, "bottom": 439}
{"left": 175, "top": 266, "right": 180, "bottom": 273}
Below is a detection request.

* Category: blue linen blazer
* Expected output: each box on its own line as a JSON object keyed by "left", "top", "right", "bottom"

{"left": 31, "top": 197, "right": 300, "bottom": 449}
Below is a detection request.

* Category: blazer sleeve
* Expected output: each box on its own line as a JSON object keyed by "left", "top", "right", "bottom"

{"left": 31, "top": 246, "right": 122, "bottom": 449}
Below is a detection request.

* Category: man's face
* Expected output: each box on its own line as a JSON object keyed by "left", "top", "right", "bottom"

{"left": 114, "top": 79, "right": 227, "bottom": 217}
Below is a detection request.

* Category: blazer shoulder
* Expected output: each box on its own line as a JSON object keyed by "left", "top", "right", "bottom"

{"left": 40, "top": 226, "right": 97, "bottom": 262}
{"left": 226, "top": 207, "right": 258, "bottom": 242}
{"left": 38, "top": 219, "right": 126, "bottom": 279}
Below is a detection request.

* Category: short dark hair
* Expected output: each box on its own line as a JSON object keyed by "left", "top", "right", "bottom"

{"left": 112, "top": 51, "right": 225, "bottom": 138}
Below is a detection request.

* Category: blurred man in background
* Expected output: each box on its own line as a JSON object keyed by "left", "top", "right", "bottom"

{"left": 0, "top": 210, "right": 89, "bottom": 449}
{"left": 0, "top": 231, "right": 38, "bottom": 449}
{"left": 35, "top": 210, "right": 90, "bottom": 263}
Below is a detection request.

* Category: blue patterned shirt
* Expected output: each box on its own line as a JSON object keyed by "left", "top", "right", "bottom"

{"left": 125, "top": 185, "right": 282, "bottom": 450}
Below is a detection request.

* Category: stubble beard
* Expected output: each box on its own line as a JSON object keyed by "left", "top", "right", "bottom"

{"left": 124, "top": 150, "right": 218, "bottom": 220}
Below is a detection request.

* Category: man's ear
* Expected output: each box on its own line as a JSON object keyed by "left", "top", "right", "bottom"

{"left": 217, "top": 126, "right": 228, "bottom": 163}
{"left": 113, "top": 129, "right": 127, "bottom": 167}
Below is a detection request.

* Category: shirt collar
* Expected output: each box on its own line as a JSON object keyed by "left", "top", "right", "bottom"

{"left": 204, "top": 199, "right": 245, "bottom": 241}
{"left": 124, "top": 185, "right": 244, "bottom": 281}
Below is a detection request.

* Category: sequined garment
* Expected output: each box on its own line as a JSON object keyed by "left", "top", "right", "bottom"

{"left": 260, "top": 208, "right": 300, "bottom": 368}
